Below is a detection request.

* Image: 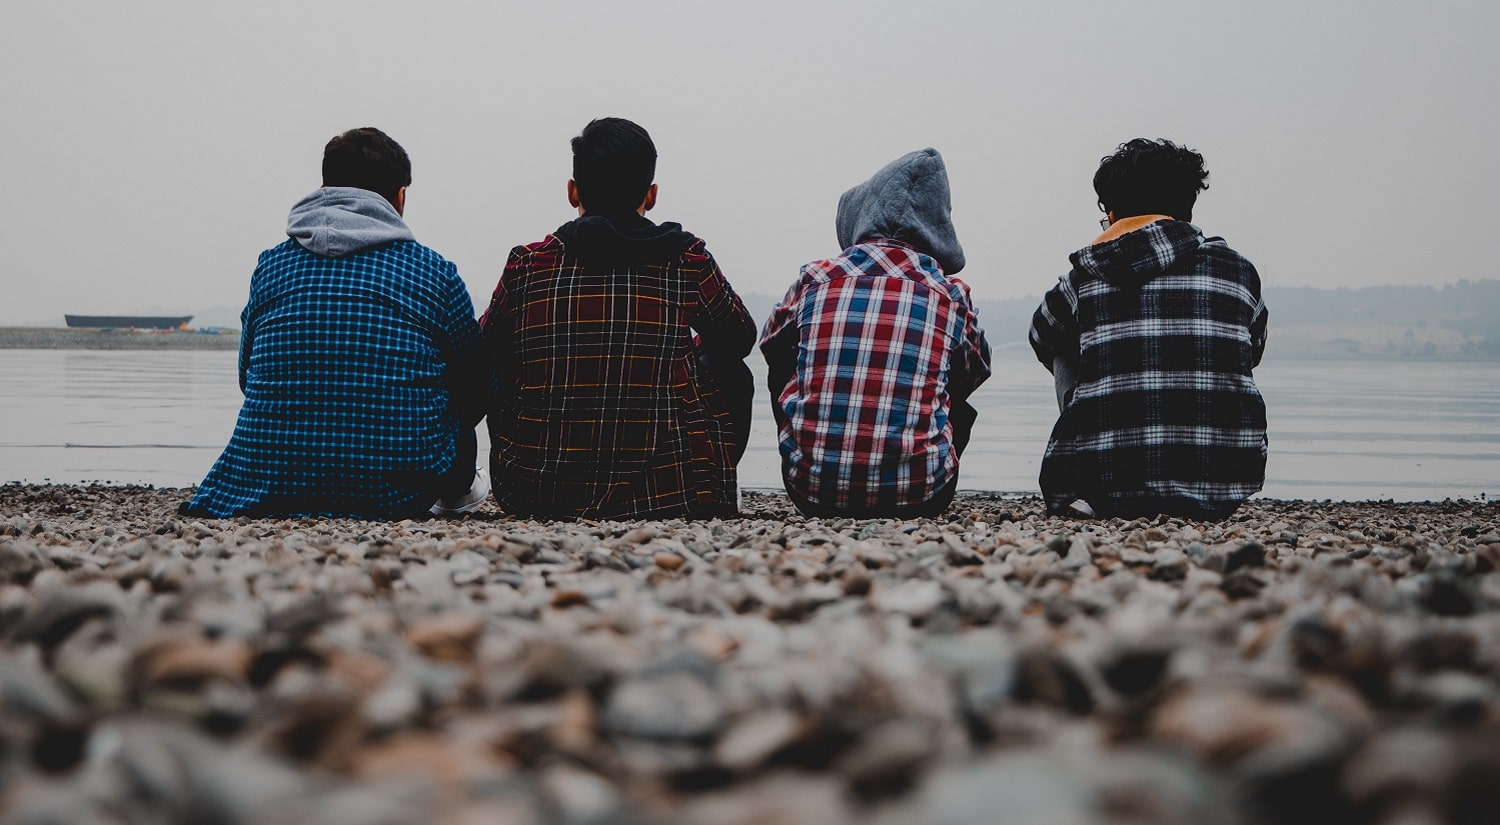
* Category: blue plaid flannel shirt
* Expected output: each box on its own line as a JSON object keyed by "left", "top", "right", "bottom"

{"left": 188, "top": 239, "right": 490, "bottom": 518}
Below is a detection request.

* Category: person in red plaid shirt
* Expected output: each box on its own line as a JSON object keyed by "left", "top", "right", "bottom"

{"left": 481, "top": 118, "right": 757, "bottom": 520}
{"left": 761, "top": 149, "right": 991, "bottom": 518}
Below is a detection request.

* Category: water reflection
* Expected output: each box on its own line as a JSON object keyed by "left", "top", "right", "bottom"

{"left": 1, "top": 350, "right": 1495, "bottom": 501}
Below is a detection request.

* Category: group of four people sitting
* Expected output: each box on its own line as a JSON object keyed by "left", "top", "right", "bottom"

{"left": 183, "top": 118, "right": 1268, "bottom": 524}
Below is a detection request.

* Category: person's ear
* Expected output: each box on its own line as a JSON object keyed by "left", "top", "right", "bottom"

{"left": 394, "top": 186, "right": 407, "bottom": 217}
{"left": 567, "top": 180, "right": 583, "bottom": 213}
{"left": 638, "top": 183, "right": 658, "bottom": 215}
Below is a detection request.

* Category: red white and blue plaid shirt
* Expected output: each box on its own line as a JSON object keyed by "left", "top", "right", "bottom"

{"left": 760, "top": 240, "right": 990, "bottom": 510}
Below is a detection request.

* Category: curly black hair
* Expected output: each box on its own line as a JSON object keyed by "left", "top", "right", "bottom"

{"left": 1093, "top": 138, "right": 1209, "bottom": 222}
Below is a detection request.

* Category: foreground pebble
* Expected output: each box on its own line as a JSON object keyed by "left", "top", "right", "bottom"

{"left": 1, "top": 483, "right": 1498, "bottom": 824}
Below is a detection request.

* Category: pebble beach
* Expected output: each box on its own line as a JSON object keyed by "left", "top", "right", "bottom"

{"left": 2, "top": 484, "right": 1498, "bottom": 824}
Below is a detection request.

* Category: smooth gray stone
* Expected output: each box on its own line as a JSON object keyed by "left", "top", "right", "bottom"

{"left": 876, "top": 752, "right": 1097, "bottom": 825}
{"left": 0, "top": 648, "right": 81, "bottom": 725}
{"left": 604, "top": 671, "right": 725, "bottom": 741}
{"left": 12, "top": 583, "right": 125, "bottom": 650}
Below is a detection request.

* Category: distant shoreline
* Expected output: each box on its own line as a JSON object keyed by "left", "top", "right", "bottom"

{"left": 2, "top": 326, "right": 1495, "bottom": 361}
{"left": 0, "top": 327, "right": 239, "bottom": 351}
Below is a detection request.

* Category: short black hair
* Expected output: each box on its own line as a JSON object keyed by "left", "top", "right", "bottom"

{"left": 571, "top": 118, "right": 657, "bottom": 216}
{"left": 1094, "top": 138, "right": 1209, "bottom": 222}
{"left": 322, "top": 127, "right": 412, "bottom": 205}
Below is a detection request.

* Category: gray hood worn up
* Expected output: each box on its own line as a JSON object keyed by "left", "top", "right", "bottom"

{"left": 286, "top": 186, "right": 416, "bottom": 258}
{"left": 835, "top": 148, "right": 965, "bottom": 275}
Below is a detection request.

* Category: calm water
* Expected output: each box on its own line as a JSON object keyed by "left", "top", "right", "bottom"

{"left": 1, "top": 349, "right": 1496, "bottom": 501}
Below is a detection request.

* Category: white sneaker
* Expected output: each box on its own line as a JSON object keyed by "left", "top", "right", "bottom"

{"left": 1064, "top": 498, "right": 1097, "bottom": 518}
{"left": 430, "top": 465, "right": 490, "bottom": 516}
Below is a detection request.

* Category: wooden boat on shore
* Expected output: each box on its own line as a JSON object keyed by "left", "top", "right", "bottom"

{"left": 64, "top": 315, "right": 192, "bottom": 330}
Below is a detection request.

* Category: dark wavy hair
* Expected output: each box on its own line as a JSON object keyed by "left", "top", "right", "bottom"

{"left": 571, "top": 118, "right": 657, "bottom": 216}
{"left": 1094, "top": 138, "right": 1209, "bottom": 222}
{"left": 322, "top": 127, "right": 412, "bottom": 206}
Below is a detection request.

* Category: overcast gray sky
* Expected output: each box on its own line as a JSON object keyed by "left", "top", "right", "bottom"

{"left": 1, "top": 0, "right": 1495, "bottom": 325}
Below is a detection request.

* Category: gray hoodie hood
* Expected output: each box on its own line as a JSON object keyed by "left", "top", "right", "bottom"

{"left": 286, "top": 186, "right": 416, "bottom": 258}
{"left": 835, "top": 148, "right": 965, "bottom": 275}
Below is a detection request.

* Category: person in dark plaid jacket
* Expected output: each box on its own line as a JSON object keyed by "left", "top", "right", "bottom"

{"left": 762, "top": 149, "right": 991, "bottom": 518}
{"left": 1030, "top": 138, "right": 1268, "bottom": 520}
{"left": 185, "top": 128, "right": 495, "bottom": 519}
{"left": 481, "top": 118, "right": 756, "bottom": 521}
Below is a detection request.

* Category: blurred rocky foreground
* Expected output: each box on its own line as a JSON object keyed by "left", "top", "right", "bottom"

{"left": 2, "top": 484, "right": 1499, "bottom": 825}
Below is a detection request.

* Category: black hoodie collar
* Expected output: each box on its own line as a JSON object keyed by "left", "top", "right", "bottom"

{"left": 1070, "top": 219, "right": 1205, "bottom": 288}
{"left": 554, "top": 213, "right": 698, "bottom": 267}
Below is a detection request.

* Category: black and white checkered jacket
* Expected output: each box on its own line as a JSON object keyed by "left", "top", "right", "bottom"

{"left": 1029, "top": 219, "right": 1268, "bottom": 519}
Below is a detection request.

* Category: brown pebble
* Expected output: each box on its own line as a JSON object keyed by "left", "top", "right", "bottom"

{"left": 134, "top": 634, "right": 251, "bottom": 686}
{"left": 324, "top": 648, "right": 393, "bottom": 696}
{"left": 554, "top": 688, "right": 598, "bottom": 755}
{"left": 686, "top": 628, "right": 740, "bottom": 661}
{"left": 350, "top": 732, "right": 512, "bottom": 788}
{"left": 551, "top": 590, "right": 591, "bottom": 609}
{"left": 654, "top": 552, "right": 685, "bottom": 571}
{"left": 406, "top": 613, "right": 484, "bottom": 663}
{"left": 841, "top": 566, "right": 873, "bottom": 596}
{"left": 622, "top": 526, "right": 656, "bottom": 544}
{"left": 715, "top": 709, "right": 806, "bottom": 772}
{"left": 1149, "top": 687, "right": 1319, "bottom": 764}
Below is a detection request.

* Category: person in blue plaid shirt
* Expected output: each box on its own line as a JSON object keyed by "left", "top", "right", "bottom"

{"left": 1030, "top": 138, "right": 1268, "bottom": 520}
{"left": 183, "top": 128, "right": 495, "bottom": 519}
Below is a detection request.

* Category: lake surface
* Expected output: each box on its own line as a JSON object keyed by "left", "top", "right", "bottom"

{"left": 1, "top": 349, "right": 1496, "bottom": 502}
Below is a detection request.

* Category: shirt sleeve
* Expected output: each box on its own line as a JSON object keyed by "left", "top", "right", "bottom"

{"left": 1030, "top": 274, "right": 1080, "bottom": 371}
{"left": 479, "top": 247, "right": 525, "bottom": 394}
{"left": 237, "top": 260, "right": 265, "bottom": 394}
{"left": 237, "top": 309, "right": 252, "bottom": 395}
{"left": 1243, "top": 259, "right": 1268, "bottom": 369}
{"left": 1249, "top": 300, "right": 1269, "bottom": 368}
{"left": 434, "top": 263, "right": 495, "bottom": 429}
{"left": 758, "top": 274, "right": 806, "bottom": 401}
{"left": 688, "top": 248, "right": 757, "bottom": 358}
{"left": 946, "top": 277, "right": 992, "bottom": 397}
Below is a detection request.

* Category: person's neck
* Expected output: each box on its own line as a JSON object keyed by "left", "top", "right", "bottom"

{"left": 1092, "top": 214, "right": 1173, "bottom": 245}
{"left": 581, "top": 210, "right": 651, "bottom": 225}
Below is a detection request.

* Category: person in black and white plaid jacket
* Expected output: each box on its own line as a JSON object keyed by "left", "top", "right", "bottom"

{"left": 1030, "top": 139, "right": 1268, "bottom": 520}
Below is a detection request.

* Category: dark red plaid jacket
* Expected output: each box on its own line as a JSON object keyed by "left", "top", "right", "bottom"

{"left": 480, "top": 215, "right": 755, "bottom": 520}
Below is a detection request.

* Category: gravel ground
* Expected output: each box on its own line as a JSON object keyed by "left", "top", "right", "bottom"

{"left": 2, "top": 483, "right": 1498, "bottom": 825}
